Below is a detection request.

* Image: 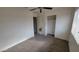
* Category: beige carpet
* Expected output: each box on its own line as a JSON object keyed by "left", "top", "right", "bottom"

{"left": 4, "top": 35, "right": 69, "bottom": 52}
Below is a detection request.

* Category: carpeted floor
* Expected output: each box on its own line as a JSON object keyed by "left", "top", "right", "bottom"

{"left": 4, "top": 35, "right": 69, "bottom": 52}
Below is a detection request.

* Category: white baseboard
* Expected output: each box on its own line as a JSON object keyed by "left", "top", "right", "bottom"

{"left": 1, "top": 35, "right": 34, "bottom": 52}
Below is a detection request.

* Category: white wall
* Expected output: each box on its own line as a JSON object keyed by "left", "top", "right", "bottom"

{"left": 33, "top": 12, "right": 37, "bottom": 17}
{"left": 69, "top": 8, "right": 79, "bottom": 52}
{"left": 55, "top": 8, "right": 74, "bottom": 40}
{"left": 71, "top": 8, "right": 79, "bottom": 44}
{"left": 37, "top": 13, "right": 45, "bottom": 35}
{"left": 0, "top": 8, "right": 34, "bottom": 51}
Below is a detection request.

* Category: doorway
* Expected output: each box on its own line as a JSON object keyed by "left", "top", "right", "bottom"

{"left": 33, "top": 17, "right": 37, "bottom": 35}
{"left": 47, "top": 15, "right": 56, "bottom": 36}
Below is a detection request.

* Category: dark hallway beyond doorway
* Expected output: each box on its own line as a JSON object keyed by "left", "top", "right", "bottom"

{"left": 33, "top": 17, "right": 37, "bottom": 35}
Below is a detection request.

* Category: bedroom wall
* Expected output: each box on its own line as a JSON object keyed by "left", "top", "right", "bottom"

{"left": 0, "top": 7, "right": 34, "bottom": 51}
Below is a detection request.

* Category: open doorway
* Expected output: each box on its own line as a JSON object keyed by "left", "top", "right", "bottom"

{"left": 47, "top": 15, "right": 56, "bottom": 36}
{"left": 33, "top": 17, "right": 37, "bottom": 35}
